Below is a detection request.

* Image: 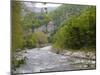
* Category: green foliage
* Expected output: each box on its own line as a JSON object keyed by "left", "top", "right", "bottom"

{"left": 53, "top": 6, "right": 96, "bottom": 51}
{"left": 43, "top": 14, "right": 51, "bottom": 24}
{"left": 25, "top": 33, "right": 37, "bottom": 48}
{"left": 12, "top": 1, "right": 24, "bottom": 51}
{"left": 21, "top": 12, "right": 51, "bottom": 36}
{"left": 12, "top": 2, "right": 50, "bottom": 49}
{"left": 25, "top": 32, "right": 48, "bottom": 48}
{"left": 12, "top": 1, "right": 96, "bottom": 53}
{"left": 12, "top": 58, "right": 25, "bottom": 70}
{"left": 22, "top": 12, "right": 35, "bottom": 29}
{"left": 50, "top": 4, "right": 89, "bottom": 28}
{"left": 34, "top": 32, "right": 48, "bottom": 47}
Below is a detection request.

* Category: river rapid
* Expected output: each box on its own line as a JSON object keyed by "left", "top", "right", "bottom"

{"left": 14, "top": 46, "right": 95, "bottom": 74}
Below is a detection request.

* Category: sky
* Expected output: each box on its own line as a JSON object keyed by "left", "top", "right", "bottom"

{"left": 24, "top": 2, "right": 61, "bottom": 8}
{"left": 22, "top": 0, "right": 96, "bottom": 5}
{"left": 35, "top": 3, "right": 61, "bottom": 8}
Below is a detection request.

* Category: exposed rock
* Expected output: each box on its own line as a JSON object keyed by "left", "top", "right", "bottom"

{"left": 59, "top": 50, "right": 96, "bottom": 60}
{"left": 62, "top": 51, "right": 73, "bottom": 56}
{"left": 71, "top": 51, "right": 86, "bottom": 58}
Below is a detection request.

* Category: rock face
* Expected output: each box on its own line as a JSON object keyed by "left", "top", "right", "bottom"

{"left": 47, "top": 21, "right": 55, "bottom": 33}
{"left": 34, "top": 21, "right": 55, "bottom": 34}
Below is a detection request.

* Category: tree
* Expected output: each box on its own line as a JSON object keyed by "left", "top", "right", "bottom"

{"left": 25, "top": 33, "right": 37, "bottom": 48}
{"left": 12, "top": 1, "right": 24, "bottom": 51}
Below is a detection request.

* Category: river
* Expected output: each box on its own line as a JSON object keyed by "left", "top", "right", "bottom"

{"left": 14, "top": 46, "right": 95, "bottom": 74}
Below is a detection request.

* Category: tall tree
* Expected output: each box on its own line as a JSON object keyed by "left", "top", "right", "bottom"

{"left": 12, "top": 1, "right": 24, "bottom": 51}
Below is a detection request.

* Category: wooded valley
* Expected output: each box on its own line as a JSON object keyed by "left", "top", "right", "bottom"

{"left": 12, "top": 1, "right": 96, "bottom": 73}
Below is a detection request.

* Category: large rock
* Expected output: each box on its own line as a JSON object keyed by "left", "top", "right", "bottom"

{"left": 71, "top": 51, "right": 86, "bottom": 58}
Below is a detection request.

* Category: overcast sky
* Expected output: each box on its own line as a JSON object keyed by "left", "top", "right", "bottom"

{"left": 22, "top": 0, "right": 96, "bottom": 5}
{"left": 24, "top": 2, "right": 61, "bottom": 8}
{"left": 35, "top": 3, "right": 61, "bottom": 8}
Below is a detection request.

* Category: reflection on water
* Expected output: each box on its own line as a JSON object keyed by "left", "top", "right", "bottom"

{"left": 13, "top": 46, "right": 96, "bottom": 74}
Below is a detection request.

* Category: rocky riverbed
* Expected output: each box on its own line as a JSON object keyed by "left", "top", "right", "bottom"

{"left": 59, "top": 50, "right": 96, "bottom": 60}
{"left": 13, "top": 46, "right": 96, "bottom": 74}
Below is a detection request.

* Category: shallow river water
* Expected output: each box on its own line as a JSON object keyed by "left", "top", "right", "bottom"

{"left": 14, "top": 46, "right": 95, "bottom": 74}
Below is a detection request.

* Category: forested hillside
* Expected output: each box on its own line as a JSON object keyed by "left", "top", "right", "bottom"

{"left": 52, "top": 6, "right": 96, "bottom": 52}
{"left": 49, "top": 4, "right": 90, "bottom": 30}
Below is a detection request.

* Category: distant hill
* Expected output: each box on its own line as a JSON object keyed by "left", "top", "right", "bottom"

{"left": 49, "top": 4, "right": 91, "bottom": 28}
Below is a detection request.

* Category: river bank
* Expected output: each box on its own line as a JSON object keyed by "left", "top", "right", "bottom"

{"left": 52, "top": 47, "right": 96, "bottom": 61}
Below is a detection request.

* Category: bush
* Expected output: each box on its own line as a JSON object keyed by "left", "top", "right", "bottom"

{"left": 25, "top": 32, "right": 48, "bottom": 48}
{"left": 25, "top": 34, "right": 37, "bottom": 48}
{"left": 34, "top": 32, "right": 48, "bottom": 47}
{"left": 12, "top": 58, "right": 25, "bottom": 70}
